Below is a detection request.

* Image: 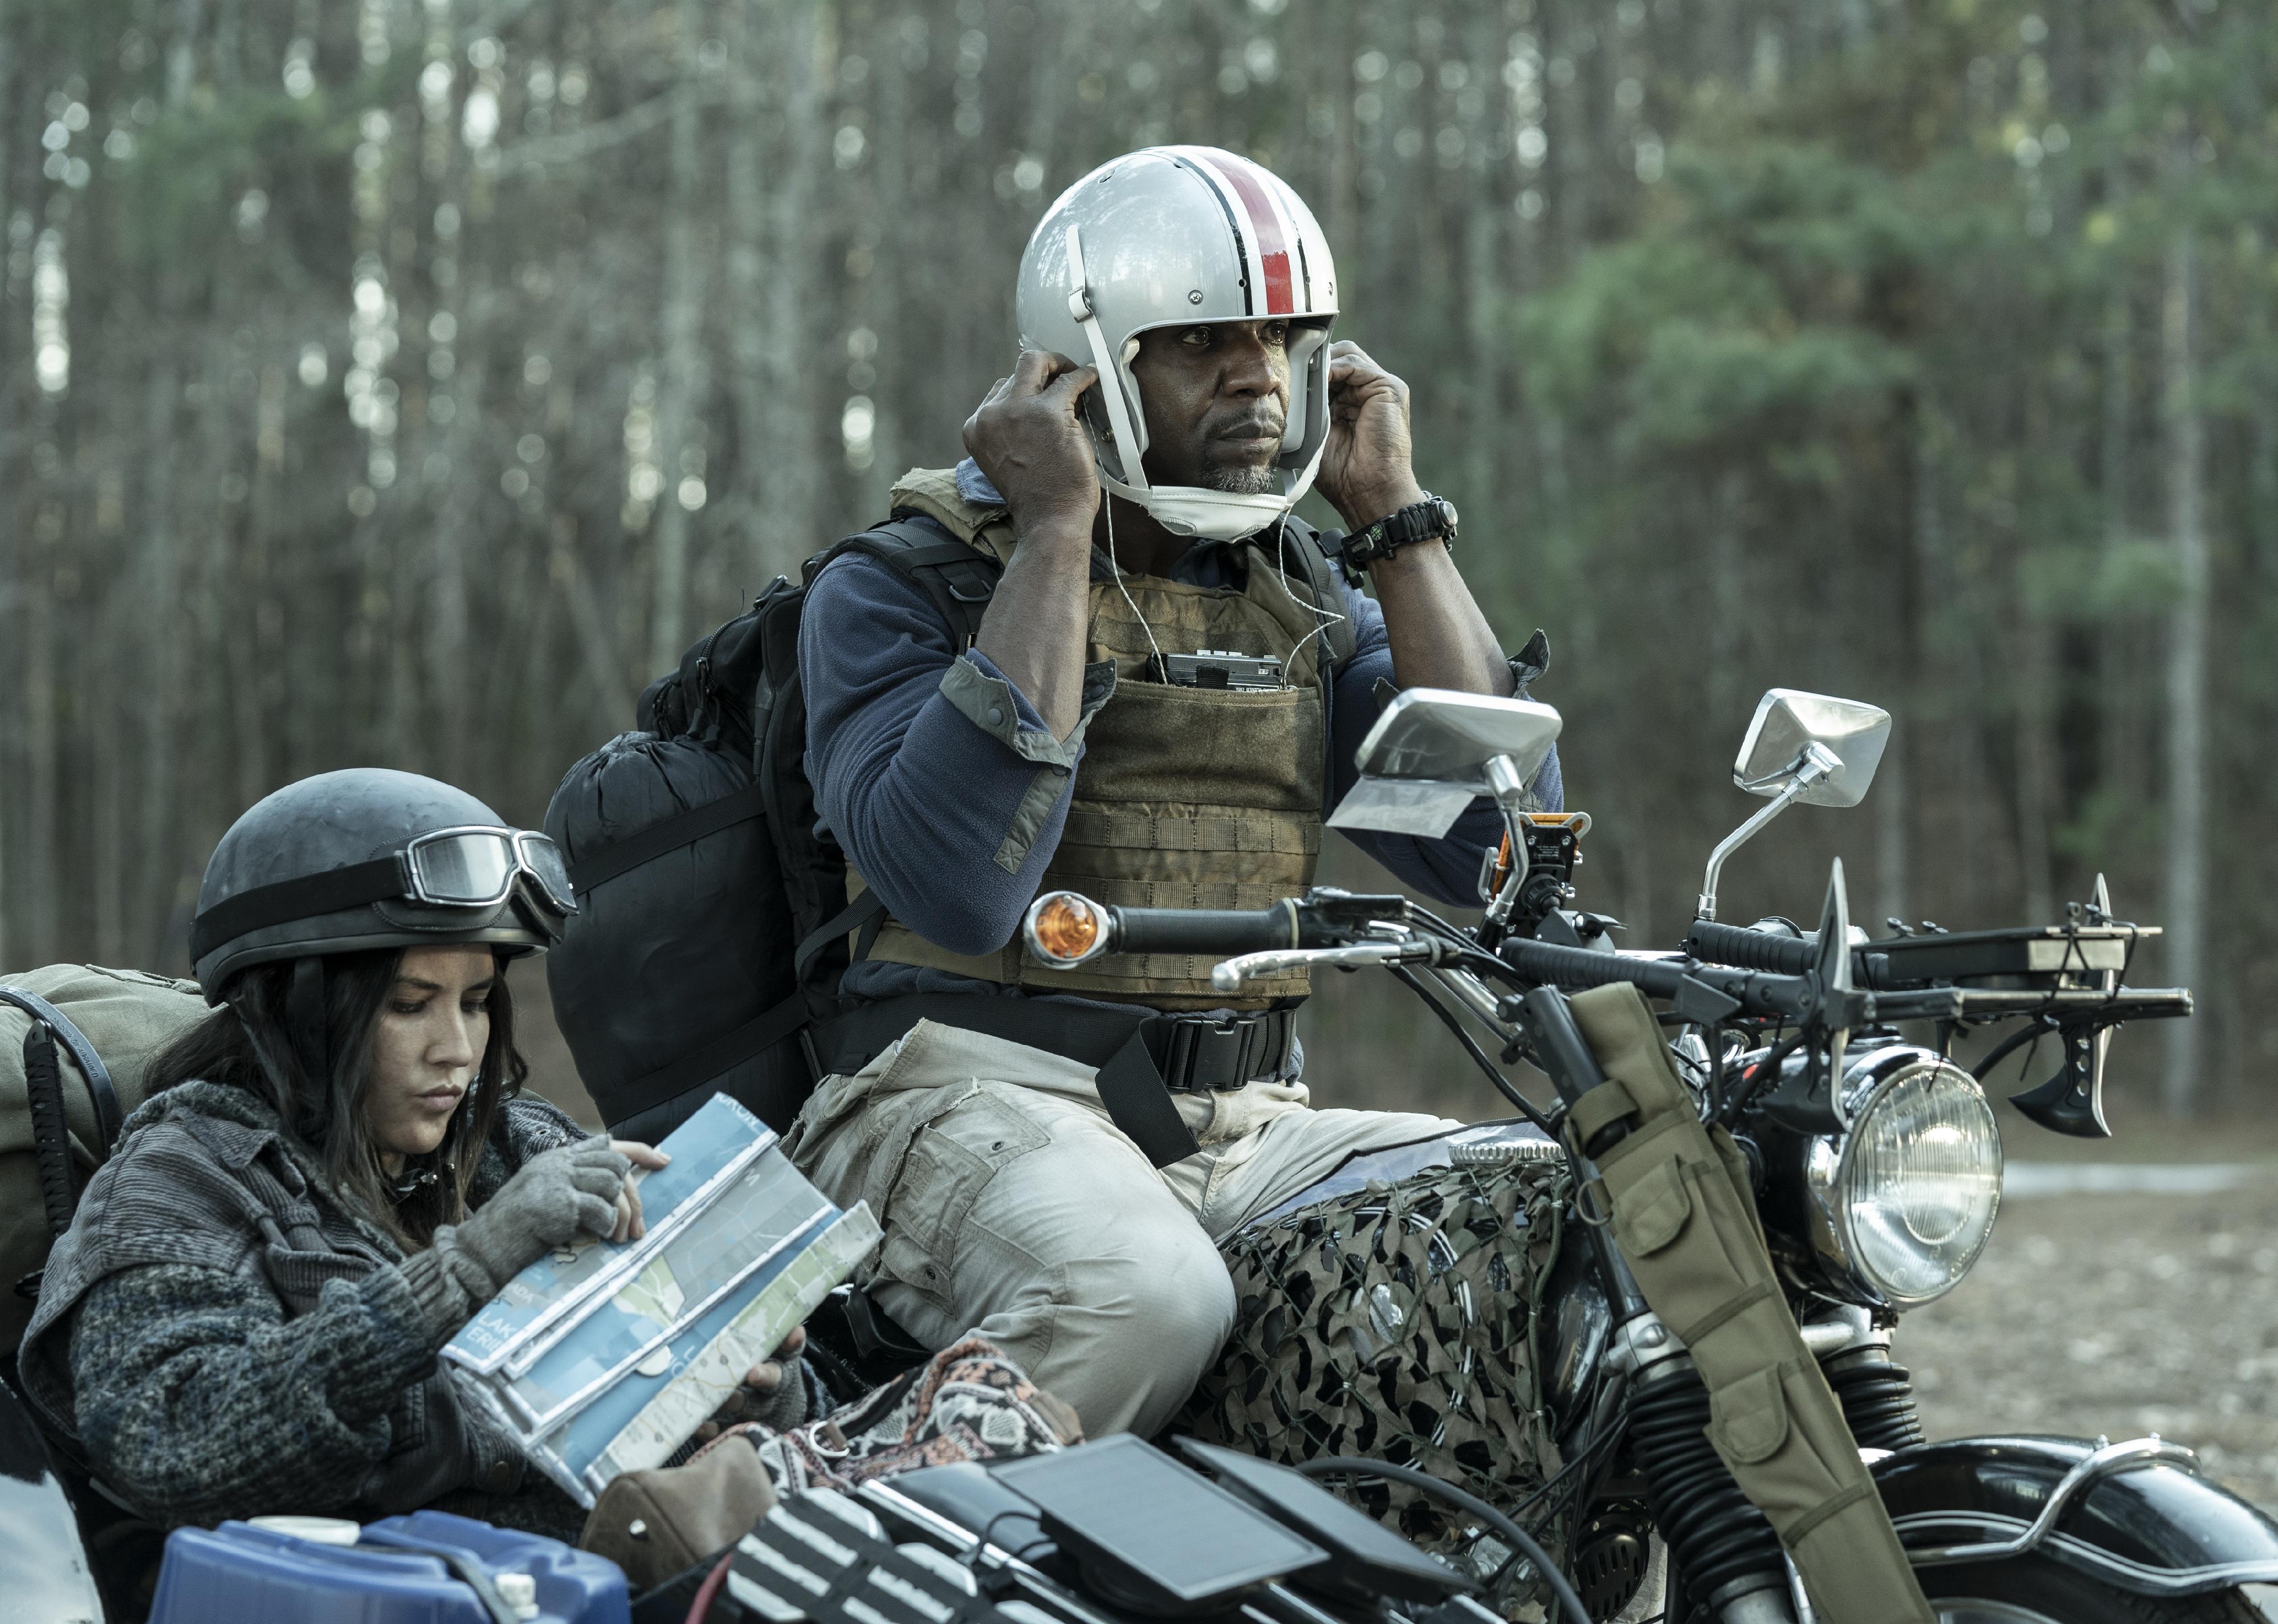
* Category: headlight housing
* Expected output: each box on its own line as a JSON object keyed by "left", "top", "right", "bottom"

{"left": 1805, "top": 1050, "right": 2003, "bottom": 1309}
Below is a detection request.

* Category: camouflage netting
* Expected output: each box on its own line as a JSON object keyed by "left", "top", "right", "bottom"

{"left": 1180, "top": 1157, "right": 1571, "bottom": 1558}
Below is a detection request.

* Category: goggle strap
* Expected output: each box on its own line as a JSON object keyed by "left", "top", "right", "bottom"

{"left": 189, "top": 856, "right": 407, "bottom": 964}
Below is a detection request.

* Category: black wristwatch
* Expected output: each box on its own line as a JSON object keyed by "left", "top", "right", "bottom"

{"left": 1338, "top": 494, "right": 1459, "bottom": 574}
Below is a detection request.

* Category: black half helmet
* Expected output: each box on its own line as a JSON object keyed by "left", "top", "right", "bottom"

{"left": 190, "top": 768, "right": 572, "bottom": 1004}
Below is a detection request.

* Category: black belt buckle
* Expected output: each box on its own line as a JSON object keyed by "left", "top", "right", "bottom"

{"left": 1158, "top": 1012, "right": 1286, "bottom": 1093}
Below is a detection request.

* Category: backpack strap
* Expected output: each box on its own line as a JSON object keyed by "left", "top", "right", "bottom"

{"left": 567, "top": 782, "right": 770, "bottom": 897}
{"left": 787, "top": 518, "right": 1005, "bottom": 994}
{"left": 0, "top": 988, "right": 122, "bottom": 1153}
{"left": 21, "top": 1027, "right": 75, "bottom": 1238}
{"left": 805, "top": 513, "right": 1001, "bottom": 652}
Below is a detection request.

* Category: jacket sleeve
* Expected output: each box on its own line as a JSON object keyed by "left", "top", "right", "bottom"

{"left": 498, "top": 1094, "right": 589, "bottom": 1168}
{"left": 800, "top": 552, "right": 1115, "bottom": 955}
{"left": 66, "top": 1260, "right": 459, "bottom": 1525}
{"left": 1325, "top": 585, "right": 1564, "bottom": 907}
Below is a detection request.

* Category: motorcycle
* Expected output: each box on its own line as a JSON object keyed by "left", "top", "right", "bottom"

{"left": 974, "top": 685, "right": 2278, "bottom": 1624}
{"left": 11, "top": 685, "right": 2278, "bottom": 1624}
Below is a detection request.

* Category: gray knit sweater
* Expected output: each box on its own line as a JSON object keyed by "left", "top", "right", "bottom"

{"left": 18, "top": 1079, "right": 589, "bottom": 1533}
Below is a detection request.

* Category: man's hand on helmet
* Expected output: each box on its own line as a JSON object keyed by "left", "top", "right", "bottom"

{"left": 963, "top": 349, "right": 1102, "bottom": 540}
{"left": 1316, "top": 340, "right": 1427, "bottom": 532}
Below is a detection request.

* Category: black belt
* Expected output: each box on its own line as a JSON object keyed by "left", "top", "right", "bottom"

{"left": 812, "top": 996, "right": 1297, "bottom": 1170}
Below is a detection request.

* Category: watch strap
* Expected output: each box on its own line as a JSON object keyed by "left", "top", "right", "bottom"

{"left": 1338, "top": 495, "right": 1458, "bottom": 573}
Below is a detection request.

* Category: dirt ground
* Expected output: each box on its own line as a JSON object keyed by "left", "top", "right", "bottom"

{"left": 1900, "top": 1115, "right": 2278, "bottom": 1515}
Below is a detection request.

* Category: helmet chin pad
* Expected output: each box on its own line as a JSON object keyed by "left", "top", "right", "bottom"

{"left": 1095, "top": 427, "right": 1327, "bottom": 542}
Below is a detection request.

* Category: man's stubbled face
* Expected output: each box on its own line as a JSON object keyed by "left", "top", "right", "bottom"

{"left": 1129, "top": 318, "right": 1291, "bottom": 496}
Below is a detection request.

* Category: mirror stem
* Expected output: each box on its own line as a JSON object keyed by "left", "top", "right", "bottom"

{"left": 1483, "top": 754, "right": 1533, "bottom": 924}
{"left": 1696, "top": 748, "right": 1837, "bottom": 921}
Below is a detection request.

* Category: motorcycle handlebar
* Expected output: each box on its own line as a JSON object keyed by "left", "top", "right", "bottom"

{"left": 1106, "top": 900, "right": 1303, "bottom": 957}
{"left": 1023, "top": 891, "right": 1413, "bottom": 971}
{"left": 1500, "top": 937, "right": 1815, "bottom": 1021}
{"left": 1683, "top": 920, "right": 1892, "bottom": 988}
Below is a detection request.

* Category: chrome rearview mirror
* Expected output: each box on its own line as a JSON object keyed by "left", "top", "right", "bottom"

{"left": 1698, "top": 689, "right": 1890, "bottom": 921}
{"left": 1327, "top": 688, "right": 1563, "bottom": 839}
{"left": 1734, "top": 689, "right": 1890, "bottom": 807}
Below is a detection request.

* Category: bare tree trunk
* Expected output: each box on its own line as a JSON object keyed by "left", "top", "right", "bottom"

{"left": 2158, "top": 196, "right": 2207, "bottom": 1114}
{"left": 647, "top": 0, "right": 711, "bottom": 675}
{"left": 2015, "top": 374, "right": 2057, "bottom": 925}
{"left": 725, "top": 0, "right": 771, "bottom": 582}
{"left": 168, "top": 0, "right": 203, "bottom": 107}
{"left": 1877, "top": 391, "right": 1938, "bottom": 932}
{"left": 226, "top": 483, "right": 268, "bottom": 816}
{"left": 0, "top": 0, "right": 16, "bottom": 969}
{"left": 552, "top": 514, "right": 635, "bottom": 723}
{"left": 88, "top": 581, "right": 125, "bottom": 963}
{"left": 756, "top": 0, "right": 822, "bottom": 577}
{"left": 863, "top": 26, "right": 910, "bottom": 503}
{"left": 2014, "top": 615, "right": 2057, "bottom": 924}
{"left": 24, "top": 505, "right": 59, "bottom": 961}
{"left": 135, "top": 376, "right": 186, "bottom": 960}
{"left": 2097, "top": 52, "right": 2136, "bottom": 817}
{"left": 133, "top": 0, "right": 206, "bottom": 964}
{"left": 1708, "top": 469, "right": 1745, "bottom": 727}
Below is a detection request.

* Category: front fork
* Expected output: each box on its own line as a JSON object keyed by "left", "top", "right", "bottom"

{"left": 1590, "top": 1285, "right": 1916, "bottom": 1623}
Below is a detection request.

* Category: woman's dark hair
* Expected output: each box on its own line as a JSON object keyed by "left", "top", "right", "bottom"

{"left": 144, "top": 948, "right": 528, "bottom": 1248}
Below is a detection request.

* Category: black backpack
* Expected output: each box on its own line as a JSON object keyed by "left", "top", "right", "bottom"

{"left": 542, "top": 517, "right": 1004, "bottom": 1142}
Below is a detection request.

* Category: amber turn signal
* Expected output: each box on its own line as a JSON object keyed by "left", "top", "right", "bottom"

{"left": 1025, "top": 891, "right": 1110, "bottom": 966}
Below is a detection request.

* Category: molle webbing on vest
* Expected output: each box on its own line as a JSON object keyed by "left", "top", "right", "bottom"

{"left": 866, "top": 534, "right": 1335, "bottom": 1008}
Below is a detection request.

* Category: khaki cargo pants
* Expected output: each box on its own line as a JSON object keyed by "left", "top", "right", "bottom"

{"left": 781, "top": 1019, "right": 1453, "bottom": 1437}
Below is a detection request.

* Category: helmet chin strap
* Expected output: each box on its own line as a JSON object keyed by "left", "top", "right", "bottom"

{"left": 1063, "top": 224, "right": 1316, "bottom": 545}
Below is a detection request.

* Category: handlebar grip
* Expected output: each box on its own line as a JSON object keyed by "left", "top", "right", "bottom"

{"left": 1684, "top": 920, "right": 1813, "bottom": 974}
{"left": 1502, "top": 937, "right": 1815, "bottom": 1022}
{"left": 1683, "top": 920, "right": 1892, "bottom": 989}
{"left": 1501, "top": 939, "right": 1686, "bottom": 998}
{"left": 1107, "top": 901, "right": 1302, "bottom": 957}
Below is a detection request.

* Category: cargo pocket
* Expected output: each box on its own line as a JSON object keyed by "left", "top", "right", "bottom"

{"left": 875, "top": 1092, "right": 1050, "bottom": 1311}
{"left": 1708, "top": 1363, "right": 1791, "bottom": 1466}
{"left": 1690, "top": 1156, "right": 1779, "bottom": 1289}
{"left": 1612, "top": 1156, "right": 1690, "bottom": 1257}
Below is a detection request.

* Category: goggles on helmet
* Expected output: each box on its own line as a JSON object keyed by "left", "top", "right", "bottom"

{"left": 189, "top": 825, "right": 575, "bottom": 964}
{"left": 401, "top": 826, "right": 576, "bottom": 912}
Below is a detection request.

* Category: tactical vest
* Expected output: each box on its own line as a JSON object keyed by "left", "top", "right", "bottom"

{"left": 856, "top": 469, "right": 1347, "bottom": 1011}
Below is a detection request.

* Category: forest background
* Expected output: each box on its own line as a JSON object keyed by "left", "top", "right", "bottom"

{"left": 1, "top": 0, "right": 2270, "bottom": 1121}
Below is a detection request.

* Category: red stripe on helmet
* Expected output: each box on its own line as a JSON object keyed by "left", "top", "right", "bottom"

{"left": 1199, "top": 153, "right": 1294, "bottom": 317}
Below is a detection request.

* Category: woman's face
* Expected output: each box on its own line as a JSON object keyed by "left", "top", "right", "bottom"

{"left": 365, "top": 945, "right": 495, "bottom": 1162}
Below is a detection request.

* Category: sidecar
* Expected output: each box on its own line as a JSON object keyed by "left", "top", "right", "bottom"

{"left": 0, "top": 1368, "right": 628, "bottom": 1624}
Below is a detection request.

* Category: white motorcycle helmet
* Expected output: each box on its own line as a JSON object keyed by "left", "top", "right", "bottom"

{"left": 1015, "top": 146, "right": 1339, "bottom": 544}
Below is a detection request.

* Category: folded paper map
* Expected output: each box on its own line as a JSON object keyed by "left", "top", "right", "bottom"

{"left": 443, "top": 1093, "right": 879, "bottom": 1506}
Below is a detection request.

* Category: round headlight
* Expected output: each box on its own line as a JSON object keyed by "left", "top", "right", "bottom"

{"left": 1818, "top": 1056, "right": 2003, "bottom": 1308}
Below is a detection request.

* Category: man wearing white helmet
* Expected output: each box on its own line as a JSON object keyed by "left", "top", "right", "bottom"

{"left": 785, "top": 147, "right": 1560, "bottom": 1435}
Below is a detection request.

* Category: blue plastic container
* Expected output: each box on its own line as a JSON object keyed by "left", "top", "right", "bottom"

{"left": 148, "top": 1509, "right": 628, "bottom": 1624}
